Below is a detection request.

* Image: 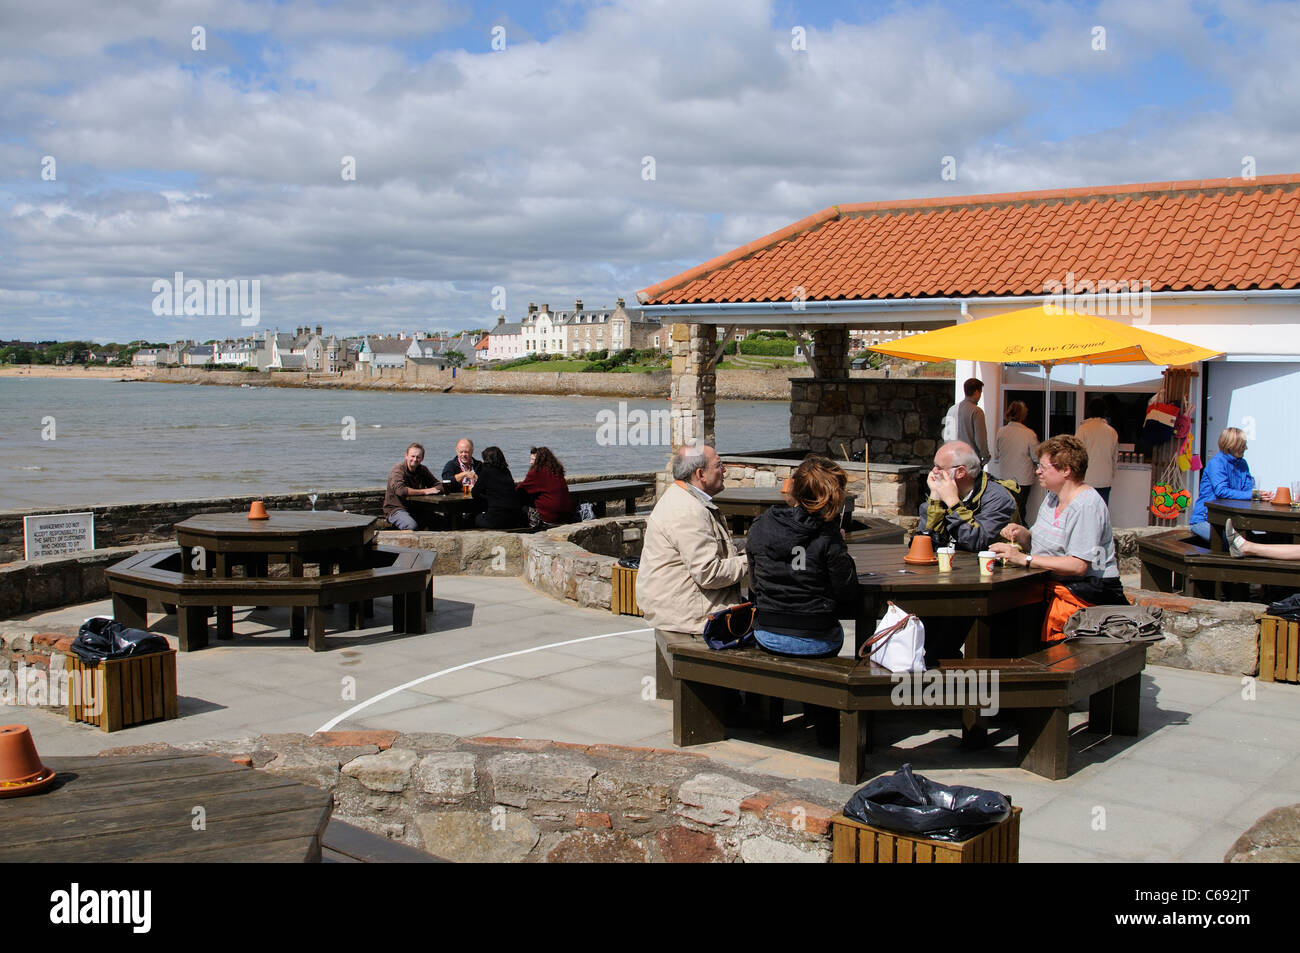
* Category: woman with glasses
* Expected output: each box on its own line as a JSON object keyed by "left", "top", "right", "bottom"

{"left": 1188, "top": 427, "right": 1272, "bottom": 542}
{"left": 991, "top": 434, "right": 1126, "bottom": 642}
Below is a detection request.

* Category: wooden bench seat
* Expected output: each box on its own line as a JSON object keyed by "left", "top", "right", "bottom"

{"left": 1138, "top": 530, "right": 1300, "bottom": 598}
{"left": 662, "top": 634, "right": 1146, "bottom": 783}
{"left": 108, "top": 546, "right": 435, "bottom": 652}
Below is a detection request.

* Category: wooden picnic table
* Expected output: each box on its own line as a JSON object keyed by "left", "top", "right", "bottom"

{"left": 407, "top": 477, "right": 652, "bottom": 529}
{"left": 0, "top": 752, "right": 332, "bottom": 862}
{"left": 848, "top": 543, "right": 1052, "bottom": 659}
{"left": 174, "top": 510, "right": 378, "bottom": 640}
{"left": 712, "top": 486, "right": 903, "bottom": 543}
{"left": 1206, "top": 498, "right": 1300, "bottom": 553}
{"left": 568, "top": 479, "right": 653, "bottom": 516}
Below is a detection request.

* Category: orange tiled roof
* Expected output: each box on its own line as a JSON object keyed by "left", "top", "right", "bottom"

{"left": 637, "top": 174, "right": 1300, "bottom": 305}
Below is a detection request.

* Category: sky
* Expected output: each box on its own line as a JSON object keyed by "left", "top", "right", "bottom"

{"left": 2, "top": 0, "right": 1299, "bottom": 343}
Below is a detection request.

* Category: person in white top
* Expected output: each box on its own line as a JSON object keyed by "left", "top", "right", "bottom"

{"left": 1075, "top": 399, "right": 1119, "bottom": 504}
{"left": 991, "top": 400, "right": 1039, "bottom": 518}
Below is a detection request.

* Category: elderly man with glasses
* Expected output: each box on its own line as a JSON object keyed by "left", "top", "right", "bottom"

{"left": 917, "top": 440, "right": 1020, "bottom": 553}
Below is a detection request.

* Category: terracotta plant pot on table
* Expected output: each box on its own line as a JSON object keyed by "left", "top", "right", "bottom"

{"left": 0, "top": 724, "right": 56, "bottom": 798}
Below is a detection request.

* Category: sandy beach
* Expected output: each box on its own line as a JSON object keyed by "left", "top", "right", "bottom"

{"left": 0, "top": 365, "right": 150, "bottom": 380}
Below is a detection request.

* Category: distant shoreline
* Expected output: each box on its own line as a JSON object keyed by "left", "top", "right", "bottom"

{"left": 0, "top": 363, "right": 934, "bottom": 401}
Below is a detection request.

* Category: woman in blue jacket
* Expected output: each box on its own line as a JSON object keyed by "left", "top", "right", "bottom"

{"left": 1189, "top": 427, "right": 1272, "bottom": 541}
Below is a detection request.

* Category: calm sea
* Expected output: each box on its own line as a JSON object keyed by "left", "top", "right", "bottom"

{"left": 0, "top": 379, "right": 790, "bottom": 509}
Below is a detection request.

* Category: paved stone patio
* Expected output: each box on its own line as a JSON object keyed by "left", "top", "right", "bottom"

{"left": 13, "top": 575, "right": 1300, "bottom": 863}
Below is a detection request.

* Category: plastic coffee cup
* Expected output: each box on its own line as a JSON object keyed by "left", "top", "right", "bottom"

{"left": 978, "top": 551, "right": 996, "bottom": 575}
{"left": 937, "top": 549, "right": 954, "bottom": 572}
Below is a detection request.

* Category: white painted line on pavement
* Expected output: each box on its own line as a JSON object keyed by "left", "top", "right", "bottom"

{"left": 314, "top": 626, "right": 654, "bottom": 733}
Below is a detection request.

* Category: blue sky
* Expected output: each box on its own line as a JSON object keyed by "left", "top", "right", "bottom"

{"left": 1, "top": 0, "right": 1297, "bottom": 342}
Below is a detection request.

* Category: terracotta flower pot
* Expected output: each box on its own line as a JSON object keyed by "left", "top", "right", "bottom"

{"left": 247, "top": 500, "right": 269, "bottom": 520}
{"left": 905, "top": 534, "right": 936, "bottom": 564}
{"left": 1274, "top": 486, "right": 1293, "bottom": 505}
{"left": 0, "top": 725, "right": 51, "bottom": 786}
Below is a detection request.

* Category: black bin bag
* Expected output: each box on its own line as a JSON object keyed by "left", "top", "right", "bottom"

{"left": 843, "top": 763, "right": 1012, "bottom": 842}
{"left": 71, "top": 617, "right": 172, "bottom": 664}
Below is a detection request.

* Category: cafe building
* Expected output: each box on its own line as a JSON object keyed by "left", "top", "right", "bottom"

{"left": 637, "top": 173, "right": 1300, "bottom": 527}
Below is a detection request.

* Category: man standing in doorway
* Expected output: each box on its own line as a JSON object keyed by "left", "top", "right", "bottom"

{"left": 1075, "top": 398, "right": 1119, "bottom": 504}
{"left": 943, "top": 377, "right": 991, "bottom": 467}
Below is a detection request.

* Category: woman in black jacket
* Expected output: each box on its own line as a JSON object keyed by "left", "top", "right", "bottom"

{"left": 746, "top": 455, "right": 860, "bottom": 657}
{"left": 471, "top": 446, "right": 525, "bottom": 529}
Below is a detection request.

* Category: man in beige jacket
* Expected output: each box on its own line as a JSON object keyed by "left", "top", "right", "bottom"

{"left": 638, "top": 444, "right": 748, "bottom": 637}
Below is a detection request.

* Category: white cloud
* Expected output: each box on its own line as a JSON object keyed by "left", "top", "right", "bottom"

{"left": 1, "top": 0, "right": 1298, "bottom": 342}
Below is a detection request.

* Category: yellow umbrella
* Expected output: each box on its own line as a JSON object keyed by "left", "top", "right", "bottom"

{"left": 868, "top": 304, "right": 1221, "bottom": 366}
{"left": 868, "top": 304, "right": 1222, "bottom": 434}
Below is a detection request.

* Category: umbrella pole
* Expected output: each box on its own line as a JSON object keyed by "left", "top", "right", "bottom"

{"left": 1043, "top": 363, "right": 1052, "bottom": 438}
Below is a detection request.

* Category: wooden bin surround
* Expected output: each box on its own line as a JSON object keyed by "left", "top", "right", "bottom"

{"left": 830, "top": 807, "right": 1022, "bottom": 863}
{"left": 64, "top": 649, "right": 179, "bottom": 733}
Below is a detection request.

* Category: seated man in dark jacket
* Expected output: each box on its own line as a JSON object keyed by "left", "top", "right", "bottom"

{"left": 442, "top": 438, "right": 482, "bottom": 487}
{"left": 918, "top": 441, "right": 1019, "bottom": 553}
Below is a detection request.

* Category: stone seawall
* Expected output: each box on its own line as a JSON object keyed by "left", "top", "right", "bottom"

{"left": 0, "top": 474, "right": 656, "bottom": 565}
{"left": 145, "top": 365, "right": 940, "bottom": 402}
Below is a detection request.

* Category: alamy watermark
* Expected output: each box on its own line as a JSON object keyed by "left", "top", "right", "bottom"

{"left": 152, "top": 271, "right": 261, "bottom": 326}
{"left": 1043, "top": 272, "right": 1151, "bottom": 320}
{"left": 596, "top": 401, "right": 672, "bottom": 446}
{"left": 1, "top": 664, "right": 101, "bottom": 715}
{"left": 890, "top": 669, "right": 1000, "bottom": 716}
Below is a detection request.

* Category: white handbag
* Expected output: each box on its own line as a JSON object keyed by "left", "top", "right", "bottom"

{"left": 860, "top": 601, "right": 926, "bottom": 673}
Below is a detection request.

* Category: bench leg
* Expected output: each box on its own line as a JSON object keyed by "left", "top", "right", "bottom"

{"left": 961, "top": 709, "right": 989, "bottom": 749}
{"left": 113, "top": 593, "right": 148, "bottom": 631}
{"left": 1017, "top": 707, "right": 1070, "bottom": 779}
{"left": 290, "top": 606, "right": 305, "bottom": 640}
{"left": 1089, "top": 673, "right": 1141, "bottom": 736}
{"left": 307, "top": 607, "right": 327, "bottom": 652}
{"left": 655, "top": 641, "right": 672, "bottom": 700}
{"left": 839, "top": 710, "right": 870, "bottom": 784}
{"left": 177, "top": 606, "right": 209, "bottom": 652}
{"left": 216, "top": 606, "right": 234, "bottom": 640}
{"left": 402, "top": 590, "right": 426, "bottom": 634}
{"left": 673, "top": 678, "right": 726, "bottom": 747}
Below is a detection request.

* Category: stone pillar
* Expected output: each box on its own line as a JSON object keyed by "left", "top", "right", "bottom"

{"left": 661, "top": 322, "right": 717, "bottom": 497}
{"left": 811, "top": 327, "right": 849, "bottom": 378}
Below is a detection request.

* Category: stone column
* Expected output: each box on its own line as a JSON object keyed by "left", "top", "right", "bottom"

{"left": 661, "top": 322, "right": 717, "bottom": 497}
{"left": 810, "top": 327, "right": 849, "bottom": 378}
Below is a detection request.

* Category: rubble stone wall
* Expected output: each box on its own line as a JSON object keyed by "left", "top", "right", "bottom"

{"left": 95, "top": 732, "right": 844, "bottom": 863}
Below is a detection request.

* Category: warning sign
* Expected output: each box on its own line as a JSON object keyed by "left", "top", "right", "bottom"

{"left": 23, "top": 513, "right": 95, "bottom": 560}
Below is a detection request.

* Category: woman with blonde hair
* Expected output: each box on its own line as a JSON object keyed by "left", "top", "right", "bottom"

{"left": 1188, "top": 427, "right": 1271, "bottom": 542}
{"left": 745, "top": 455, "right": 860, "bottom": 657}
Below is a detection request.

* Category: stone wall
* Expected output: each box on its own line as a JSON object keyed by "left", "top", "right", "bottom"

{"left": 718, "top": 454, "right": 924, "bottom": 518}
{"left": 1127, "top": 589, "right": 1267, "bottom": 676}
{"left": 0, "top": 475, "right": 656, "bottom": 565}
{"left": 790, "top": 378, "right": 953, "bottom": 465}
{"left": 0, "top": 624, "right": 76, "bottom": 714}
{"left": 520, "top": 518, "right": 646, "bottom": 611}
{"left": 97, "top": 732, "right": 842, "bottom": 863}
{"left": 149, "top": 367, "right": 311, "bottom": 386}
{"left": 0, "top": 543, "right": 172, "bottom": 619}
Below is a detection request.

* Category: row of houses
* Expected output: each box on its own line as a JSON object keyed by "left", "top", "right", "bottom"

{"left": 132, "top": 327, "right": 355, "bottom": 372}
{"left": 480, "top": 298, "right": 666, "bottom": 362}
